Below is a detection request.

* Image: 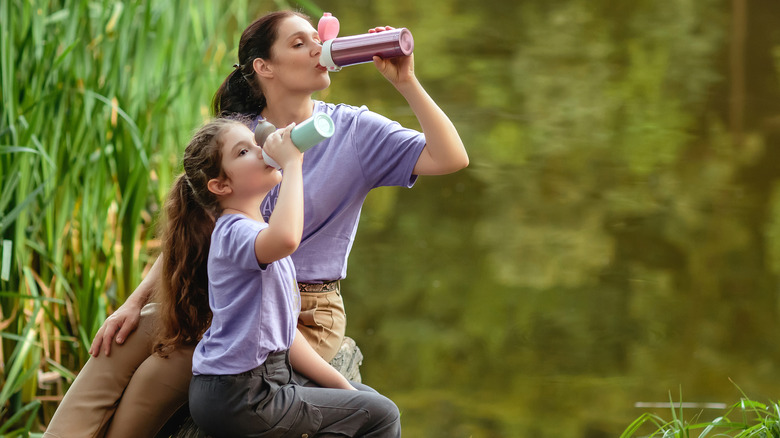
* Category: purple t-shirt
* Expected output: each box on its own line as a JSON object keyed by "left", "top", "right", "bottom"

{"left": 192, "top": 214, "right": 300, "bottom": 375}
{"left": 257, "top": 101, "right": 426, "bottom": 282}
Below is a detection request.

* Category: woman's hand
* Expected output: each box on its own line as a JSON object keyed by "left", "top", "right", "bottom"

{"left": 88, "top": 299, "right": 143, "bottom": 356}
{"left": 369, "top": 26, "right": 416, "bottom": 88}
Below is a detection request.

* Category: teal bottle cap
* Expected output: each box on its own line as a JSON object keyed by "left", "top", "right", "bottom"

{"left": 290, "top": 113, "right": 335, "bottom": 152}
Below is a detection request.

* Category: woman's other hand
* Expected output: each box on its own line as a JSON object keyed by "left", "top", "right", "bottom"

{"left": 370, "top": 26, "right": 416, "bottom": 88}
{"left": 88, "top": 299, "right": 143, "bottom": 357}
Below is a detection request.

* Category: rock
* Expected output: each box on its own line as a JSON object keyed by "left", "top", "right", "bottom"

{"left": 328, "top": 336, "right": 364, "bottom": 383}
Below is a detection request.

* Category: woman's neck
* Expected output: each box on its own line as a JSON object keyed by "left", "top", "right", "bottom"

{"left": 261, "top": 95, "right": 315, "bottom": 127}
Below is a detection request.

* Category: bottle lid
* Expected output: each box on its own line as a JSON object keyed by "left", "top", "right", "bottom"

{"left": 318, "top": 12, "right": 340, "bottom": 41}
{"left": 255, "top": 121, "right": 281, "bottom": 168}
{"left": 254, "top": 120, "right": 276, "bottom": 146}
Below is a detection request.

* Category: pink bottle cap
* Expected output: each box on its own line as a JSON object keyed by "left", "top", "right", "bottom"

{"left": 318, "top": 12, "right": 340, "bottom": 41}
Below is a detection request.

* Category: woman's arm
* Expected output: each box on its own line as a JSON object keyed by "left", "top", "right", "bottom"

{"left": 89, "top": 254, "right": 161, "bottom": 356}
{"left": 289, "top": 329, "right": 356, "bottom": 390}
{"left": 397, "top": 75, "right": 469, "bottom": 176}
{"left": 254, "top": 124, "right": 305, "bottom": 264}
{"left": 371, "top": 29, "right": 469, "bottom": 176}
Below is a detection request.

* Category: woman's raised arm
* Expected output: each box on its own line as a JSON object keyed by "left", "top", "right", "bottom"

{"left": 370, "top": 30, "right": 468, "bottom": 176}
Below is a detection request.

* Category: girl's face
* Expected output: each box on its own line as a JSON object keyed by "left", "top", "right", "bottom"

{"left": 262, "top": 15, "right": 330, "bottom": 94}
{"left": 218, "top": 124, "right": 281, "bottom": 197}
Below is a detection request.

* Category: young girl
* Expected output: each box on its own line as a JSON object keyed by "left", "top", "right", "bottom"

{"left": 172, "top": 118, "right": 400, "bottom": 437}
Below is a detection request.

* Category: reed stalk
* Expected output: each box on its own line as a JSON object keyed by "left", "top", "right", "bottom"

{"left": 1, "top": 0, "right": 318, "bottom": 432}
{"left": 622, "top": 386, "right": 780, "bottom": 438}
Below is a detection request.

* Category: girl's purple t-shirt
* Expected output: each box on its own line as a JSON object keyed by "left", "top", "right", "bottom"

{"left": 257, "top": 101, "right": 426, "bottom": 283}
{"left": 193, "top": 214, "right": 300, "bottom": 375}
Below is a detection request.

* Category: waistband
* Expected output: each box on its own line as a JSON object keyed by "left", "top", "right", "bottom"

{"left": 297, "top": 280, "right": 340, "bottom": 293}
{"left": 235, "top": 350, "right": 290, "bottom": 377}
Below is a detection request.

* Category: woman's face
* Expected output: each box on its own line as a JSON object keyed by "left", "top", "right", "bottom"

{"left": 263, "top": 15, "right": 330, "bottom": 94}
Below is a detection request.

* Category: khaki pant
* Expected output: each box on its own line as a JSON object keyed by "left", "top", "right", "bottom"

{"left": 297, "top": 289, "right": 346, "bottom": 362}
{"left": 43, "top": 288, "right": 347, "bottom": 438}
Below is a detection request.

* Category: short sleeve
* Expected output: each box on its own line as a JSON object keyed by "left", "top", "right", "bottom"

{"left": 352, "top": 107, "right": 426, "bottom": 189}
{"left": 212, "top": 216, "right": 266, "bottom": 272}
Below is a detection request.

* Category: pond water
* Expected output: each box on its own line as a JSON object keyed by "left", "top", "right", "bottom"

{"left": 313, "top": 0, "right": 780, "bottom": 436}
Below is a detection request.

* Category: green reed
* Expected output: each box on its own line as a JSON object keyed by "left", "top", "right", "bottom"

{"left": 1, "top": 0, "right": 320, "bottom": 433}
{"left": 622, "top": 386, "right": 780, "bottom": 438}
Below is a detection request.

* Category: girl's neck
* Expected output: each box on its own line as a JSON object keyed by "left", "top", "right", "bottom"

{"left": 220, "top": 196, "right": 266, "bottom": 223}
{"left": 261, "top": 95, "right": 315, "bottom": 127}
{"left": 222, "top": 207, "right": 263, "bottom": 222}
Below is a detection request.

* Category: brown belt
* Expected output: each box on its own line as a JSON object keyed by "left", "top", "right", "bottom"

{"left": 297, "top": 280, "right": 340, "bottom": 292}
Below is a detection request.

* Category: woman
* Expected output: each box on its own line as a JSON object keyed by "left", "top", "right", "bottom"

{"left": 44, "top": 10, "right": 466, "bottom": 438}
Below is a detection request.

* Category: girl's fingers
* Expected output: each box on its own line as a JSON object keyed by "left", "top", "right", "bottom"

{"left": 267, "top": 124, "right": 296, "bottom": 148}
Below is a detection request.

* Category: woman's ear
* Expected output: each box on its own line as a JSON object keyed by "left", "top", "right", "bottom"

{"left": 207, "top": 177, "right": 232, "bottom": 197}
{"left": 254, "top": 58, "right": 274, "bottom": 79}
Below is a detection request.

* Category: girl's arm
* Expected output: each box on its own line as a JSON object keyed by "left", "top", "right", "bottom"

{"left": 254, "top": 124, "right": 305, "bottom": 265}
{"left": 289, "top": 329, "right": 356, "bottom": 390}
{"left": 371, "top": 29, "right": 469, "bottom": 176}
{"left": 89, "top": 254, "right": 161, "bottom": 356}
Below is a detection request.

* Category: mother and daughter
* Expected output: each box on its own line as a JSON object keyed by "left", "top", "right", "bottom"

{"left": 44, "top": 9, "right": 467, "bottom": 437}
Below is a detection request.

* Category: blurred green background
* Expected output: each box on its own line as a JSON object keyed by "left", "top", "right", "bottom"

{"left": 2, "top": 0, "right": 780, "bottom": 436}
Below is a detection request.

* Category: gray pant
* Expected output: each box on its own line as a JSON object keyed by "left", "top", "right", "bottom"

{"left": 189, "top": 351, "right": 401, "bottom": 438}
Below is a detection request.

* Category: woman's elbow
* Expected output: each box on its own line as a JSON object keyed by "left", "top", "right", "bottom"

{"left": 443, "top": 151, "right": 469, "bottom": 174}
{"left": 455, "top": 152, "right": 470, "bottom": 170}
{"left": 443, "top": 138, "right": 469, "bottom": 173}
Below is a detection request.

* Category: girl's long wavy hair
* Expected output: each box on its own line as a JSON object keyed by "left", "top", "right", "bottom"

{"left": 153, "top": 118, "right": 245, "bottom": 356}
{"left": 212, "top": 10, "right": 310, "bottom": 118}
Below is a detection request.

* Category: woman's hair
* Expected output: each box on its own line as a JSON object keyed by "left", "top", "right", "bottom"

{"left": 212, "top": 10, "right": 310, "bottom": 118}
{"left": 153, "top": 118, "right": 245, "bottom": 356}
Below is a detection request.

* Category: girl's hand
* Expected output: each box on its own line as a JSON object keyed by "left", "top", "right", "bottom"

{"left": 263, "top": 123, "right": 302, "bottom": 169}
{"left": 369, "top": 26, "right": 416, "bottom": 88}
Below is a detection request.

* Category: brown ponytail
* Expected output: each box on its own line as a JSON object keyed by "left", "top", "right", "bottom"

{"left": 153, "top": 118, "right": 245, "bottom": 355}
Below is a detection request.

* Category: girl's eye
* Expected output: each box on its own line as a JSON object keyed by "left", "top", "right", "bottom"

{"left": 294, "top": 42, "right": 304, "bottom": 48}
{"left": 238, "top": 149, "right": 248, "bottom": 156}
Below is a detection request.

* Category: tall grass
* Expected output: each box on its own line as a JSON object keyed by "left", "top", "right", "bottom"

{"left": 0, "top": 0, "right": 320, "bottom": 433}
{"left": 622, "top": 386, "right": 780, "bottom": 438}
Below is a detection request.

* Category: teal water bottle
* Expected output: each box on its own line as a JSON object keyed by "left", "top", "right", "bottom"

{"left": 255, "top": 113, "right": 335, "bottom": 168}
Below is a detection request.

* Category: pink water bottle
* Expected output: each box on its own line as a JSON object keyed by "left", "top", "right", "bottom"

{"left": 318, "top": 13, "right": 414, "bottom": 72}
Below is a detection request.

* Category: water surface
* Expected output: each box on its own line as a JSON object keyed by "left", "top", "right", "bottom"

{"left": 315, "top": 1, "right": 780, "bottom": 436}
